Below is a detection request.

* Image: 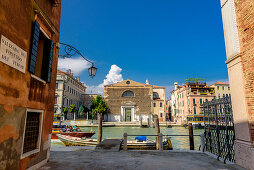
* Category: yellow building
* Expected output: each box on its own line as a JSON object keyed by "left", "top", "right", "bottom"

{"left": 210, "top": 82, "right": 230, "bottom": 99}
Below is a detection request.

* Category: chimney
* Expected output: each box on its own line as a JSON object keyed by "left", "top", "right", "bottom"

{"left": 146, "top": 79, "right": 149, "bottom": 84}
{"left": 174, "top": 82, "right": 178, "bottom": 90}
{"left": 78, "top": 77, "right": 80, "bottom": 82}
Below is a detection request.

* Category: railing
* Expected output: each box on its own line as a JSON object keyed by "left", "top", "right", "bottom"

{"left": 202, "top": 96, "right": 235, "bottom": 163}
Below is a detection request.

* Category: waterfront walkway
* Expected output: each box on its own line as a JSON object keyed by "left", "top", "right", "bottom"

{"left": 40, "top": 150, "right": 245, "bottom": 170}
{"left": 58, "top": 120, "right": 180, "bottom": 127}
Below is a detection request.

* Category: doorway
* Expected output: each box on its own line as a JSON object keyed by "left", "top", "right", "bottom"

{"left": 125, "top": 108, "right": 131, "bottom": 122}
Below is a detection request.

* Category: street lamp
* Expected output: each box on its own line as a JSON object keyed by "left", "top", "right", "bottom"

{"left": 88, "top": 65, "right": 97, "bottom": 78}
{"left": 56, "top": 42, "right": 97, "bottom": 78}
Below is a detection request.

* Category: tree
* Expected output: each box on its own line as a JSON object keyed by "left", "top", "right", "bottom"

{"left": 91, "top": 95, "right": 108, "bottom": 115}
{"left": 78, "top": 105, "right": 85, "bottom": 118}
{"left": 63, "top": 106, "right": 68, "bottom": 120}
{"left": 69, "top": 104, "right": 77, "bottom": 120}
{"left": 91, "top": 95, "right": 109, "bottom": 143}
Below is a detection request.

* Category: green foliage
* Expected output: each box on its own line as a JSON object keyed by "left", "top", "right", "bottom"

{"left": 69, "top": 104, "right": 76, "bottom": 113}
{"left": 91, "top": 95, "right": 109, "bottom": 115}
{"left": 78, "top": 105, "right": 84, "bottom": 113}
{"left": 63, "top": 106, "right": 68, "bottom": 113}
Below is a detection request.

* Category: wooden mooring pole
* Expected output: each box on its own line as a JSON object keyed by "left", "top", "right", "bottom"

{"left": 189, "top": 123, "right": 194, "bottom": 150}
{"left": 97, "top": 113, "right": 103, "bottom": 144}
{"left": 123, "top": 133, "right": 127, "bottom": 151}
{"left": 154, "top": 115, "right": 160, "bottom": 150}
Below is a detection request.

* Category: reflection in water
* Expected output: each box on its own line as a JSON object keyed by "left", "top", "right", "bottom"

{"left": 51, "top": 127, "right": 204, "bottom": 150}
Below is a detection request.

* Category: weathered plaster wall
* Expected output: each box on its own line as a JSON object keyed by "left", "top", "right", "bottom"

{"left": 0, "top": 0, "right": 61, "bottom": 169}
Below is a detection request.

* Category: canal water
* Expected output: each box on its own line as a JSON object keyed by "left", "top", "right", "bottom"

{"left": 51, "top": 126, "right": 204, "bottom": 150}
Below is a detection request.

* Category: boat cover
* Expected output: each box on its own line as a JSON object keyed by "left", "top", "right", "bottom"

{"left": 135, "top": 136, "right": 146, "bottom": 141}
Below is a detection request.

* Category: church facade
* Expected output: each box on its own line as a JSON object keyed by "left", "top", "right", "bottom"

{"left": 104, "top": 79, "right": 165, "bottom": 122}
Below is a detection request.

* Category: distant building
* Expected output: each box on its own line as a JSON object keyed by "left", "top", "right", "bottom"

{"left": 104, "top": 79, "right": 165, "bottom": 122}
{"left": 210, "top": 82, "right": 230, "bottom": 99}
{"left": 82, "top": 94, "right": 99, "bottom": 110}
{"left": 164, "top": 99, "right": 171, "bottom": 121}
{"left": 54, "top": 69, "right": 86, "bottom": 120}
{"left": 170, "top": 78, "right": 215, "bottom": 124}
{"left": 0, "top": 1, "right": 61, "bottom": 169}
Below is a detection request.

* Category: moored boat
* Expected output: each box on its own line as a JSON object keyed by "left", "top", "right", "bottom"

{"left": 121, "top": 138, "right": 173, "bottom": 150}
{"left": 56, "top": 134, "right": 98, "bottom": 146}
{"left": 52, "top": 129, "right": 95, "bottom": 139}
{"left": 57, "top": 134, "right": 173, "bottom": 150}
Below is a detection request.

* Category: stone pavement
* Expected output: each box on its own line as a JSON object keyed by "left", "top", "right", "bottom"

{"left": 40, "top": 150, "right": 245, "bottom": 170}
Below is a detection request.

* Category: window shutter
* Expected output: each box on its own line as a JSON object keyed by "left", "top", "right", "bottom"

{"left": 42, "top": 39, "right": 54, "bottom": 83}
{"left": 29, "top": 20, "right": 40, "bottom": 74}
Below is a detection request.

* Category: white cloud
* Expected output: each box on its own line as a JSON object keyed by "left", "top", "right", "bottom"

{"left": 86, "top": 64, "right": 123, "bottom": 95}
{"left": 58, "top": 57, "right": 91, "bottom": 75}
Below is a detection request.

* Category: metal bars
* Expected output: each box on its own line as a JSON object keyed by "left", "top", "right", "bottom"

{"left": 203, "top": 96, "right": 235, "bottom": 163}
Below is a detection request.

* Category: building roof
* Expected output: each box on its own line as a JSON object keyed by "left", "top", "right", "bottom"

{"left": 104, "top": 79, "right": 165, "bottom": 89}
{"left": 210, "top": 82, "right": 229, "bottom": 86}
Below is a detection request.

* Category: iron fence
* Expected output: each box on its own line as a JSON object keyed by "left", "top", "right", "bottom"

{"left": 202, "top": 96, "right": 235, "bottom": 163}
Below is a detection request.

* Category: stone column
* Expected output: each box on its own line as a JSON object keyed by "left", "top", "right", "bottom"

{"left": 220, "top": 0, "right": 254, "bottom": 169}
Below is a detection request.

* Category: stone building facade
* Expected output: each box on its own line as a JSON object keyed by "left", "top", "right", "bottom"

{"left": 104, "top": 79, "right": 165, "bottom": 122}
{"left": 209, "top": 82, "right": 230, "bottom": 99}
{"left": 0, "top": 1, "right": 61, "bottom": 169}
{"left": 171, "top": 79, "right": 215, "bottom": 125}
{"left": 220, "top": 0, "right": 254, "bottom": 168}
{"left": 54, "top": 69, "right": 86, "bottom": 120}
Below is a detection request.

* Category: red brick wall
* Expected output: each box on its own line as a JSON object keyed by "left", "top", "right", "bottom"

{"left": 235, "top": 0, "right": 254, "bottom": 141}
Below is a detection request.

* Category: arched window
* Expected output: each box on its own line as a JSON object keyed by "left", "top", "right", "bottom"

{"left": 153, "top": 92, "right": 160, "bottom": 99}
{"left": 122, "top": 91, "right": 134, "bottom": 97}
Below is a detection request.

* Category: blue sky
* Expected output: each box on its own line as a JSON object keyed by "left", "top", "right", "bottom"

{"left": 58, "top": 0, "right": 228, "bottom": 97}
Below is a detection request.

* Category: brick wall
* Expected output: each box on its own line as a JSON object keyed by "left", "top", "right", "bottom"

{"left": 235, "top": 0, "right": 254, "bottom": 141}
{"left": 105, "top": 87, "right": 153, "bottom": 114}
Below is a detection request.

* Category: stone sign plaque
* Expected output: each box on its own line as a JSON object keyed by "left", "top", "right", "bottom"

{"left": 0, "top": 35, "right": 27, "bottom": 73}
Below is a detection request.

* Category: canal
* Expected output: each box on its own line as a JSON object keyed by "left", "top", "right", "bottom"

{"left": 51, "top": 126, "right": 204, "bottom": 150}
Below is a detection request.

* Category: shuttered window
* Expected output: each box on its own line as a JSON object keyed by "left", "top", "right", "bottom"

{"left": 29, "top": 21, "right": 40, "bottom": 74}
{"left": 29, "top": 20, "right": 54, "bottom": 83}
{"left": 41, "top": 39, "right": 54, "bottom": 82}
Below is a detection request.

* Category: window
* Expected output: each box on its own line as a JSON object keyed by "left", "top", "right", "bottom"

{"left": 153, "top": 92, "right": 160, "bottom": 99}
{"left": 68, "top": 86, "right": 69, "bottom": 92}
{"left": 56, "top": 83, "right": 58, "bottom": 89}
{"left": 217, "top": 86, "right": 219, "bottom": 90}
{"left": 22, "top": 110, "right": 43, "bottom": 158}
{"left": 218, "top": 94, "right": 220, "bottom": 99}
{"left": 228, "top": 87, "right": 230, "bottom": 90}
{"left": 222, "top": 86, "right": 224, "bottom": 90}
{"left": 126, "top": 81, "right": 130, "bottom": 84}
{"left": 160, "top": 113, "right": 163, "bottom": 117}
{"left": 154, "top": 103, "right": 156, "bottom": 107}
{"left": 122, "top": 91, "right": 134, "bottom": 97}
{"left": 160, "top": 102, "right": 162, "bottom": 107}
{"left": 54, "top": 96, "right": 57, "bottom": 104}
{"left": 193, "top": 99, "right": 196, "bottom": 105}
{"left": 194, "top": 107, "right": 196, "bottom": 114}
{"left": 206, "top": 99, "right": 208, "bottom": 102}
{"left": 200, "top": 99, "right": 202, "bottom": 104}
{"left": 28, "top": 20, "right": 54, "bottom": 82}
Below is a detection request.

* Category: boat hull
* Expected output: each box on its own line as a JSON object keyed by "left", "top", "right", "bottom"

{"left": 52, "top": 131, "right": 95, "bottom": 139}
{"left": 57, "top": 134, "right": 173, "bottom": 150}
{"left": 57, "top": 134, "right": 98, "bottom": 146}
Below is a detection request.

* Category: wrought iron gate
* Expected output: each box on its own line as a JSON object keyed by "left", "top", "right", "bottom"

{"left": 202, "top": 96, "right": 235, "bottom": 163}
